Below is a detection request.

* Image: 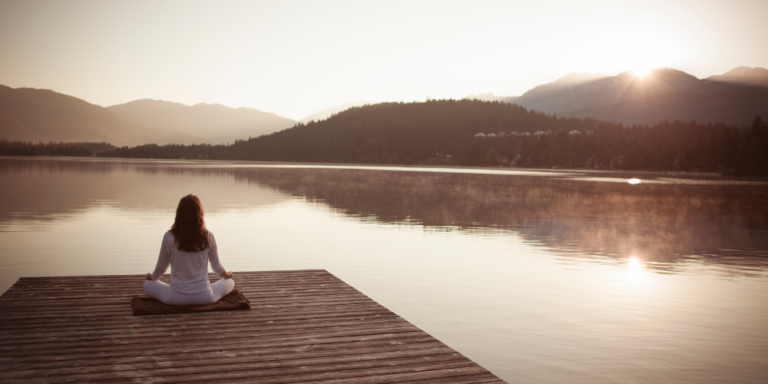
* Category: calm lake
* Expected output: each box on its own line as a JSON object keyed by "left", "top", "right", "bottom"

{"left": 1, "top": 156, "right": 767, "bottom": 383}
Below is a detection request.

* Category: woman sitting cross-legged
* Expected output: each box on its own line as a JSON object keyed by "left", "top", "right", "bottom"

{"left": 143, "top": 194, "right": 235, "bottom": 305}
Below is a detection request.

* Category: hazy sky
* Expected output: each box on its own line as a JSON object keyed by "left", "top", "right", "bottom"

{"left": 1, "top": 0, "right": 767, "bottom": 120}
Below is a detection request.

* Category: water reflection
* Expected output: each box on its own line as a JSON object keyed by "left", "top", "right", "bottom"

{"left": 626, "top": 256, "right": 644, "bottom": 283}
{"left": 1, "top": 157, "right": 767, "bottom": 276}
{"left": 228, "top": 167, "right": 768, "bottom": 275}
{"left": 0, "top": 157, "right": 289, "bottom": 227}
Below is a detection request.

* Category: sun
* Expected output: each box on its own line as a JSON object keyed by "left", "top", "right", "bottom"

{"left": 625, "top": 52, "right": 664, "bottom": 78}
{"left": 631, "top": 65, "right": 654, "bottom": 77}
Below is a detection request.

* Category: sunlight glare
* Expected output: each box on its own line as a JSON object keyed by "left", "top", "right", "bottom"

{"left": 626, "top": 256, "right": 645, "bottom": 283}
{"left": 556, "top": 21, "right": 686, "bottom": 79}
{"left": 628, "top": 178, "right": 641, "bottom": 185}
{"left": 632, "top": 67, "right": 653, "bottom": 77}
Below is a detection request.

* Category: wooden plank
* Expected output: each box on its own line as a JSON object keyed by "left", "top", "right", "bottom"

{"left": 7, "top": 271, "right": 335, "bottom": 287}
{"left": 0, "top": 318, "right": 413, "bottom": 354}
{"left": 0, "top": 270, "right": 506, "bottom": 383}
{"left": 5, "top": 277, "right": 350, "bottom": 289}
{"left": 0, "top": 294, "right": 377, "bottom": 319}
{"left": 0, "top": 293, "right": 371, "bottom": 310}
{"left": 0, "top": 299, "right": 383, "bottom": 317}
{"left": 0, "top": 312, "right": 403, "bottom": 347}
{"left": 0, "top": 301, "right": 385, "bottom": 332}
{"left": 301, "top": 365, "right": 491, "bottom": 384}
{"left": 0, "top": 314, "right": 403, "bottom": 348}
{"left": 3, "top": 281, "right": 347, "bottom": 293}
{"left": 1, "top": 284, "right": 358, "bottom": 297}
{"left": 0, "top": 291, "right": 364, "bottom": 306}
{"left": 0, "top": 332, "right": 434, "bottom": 372}
{"left": 0, "top": 306, "right": 393, "bottom": 338}
{"left": 395, "top": 375, "right": 505, "bottom": 384}
{"left": 14, "top": 270, "right": 329, "bottom": 281}
{"left": 0, "top": 307, "right": 397, "bottom": 328}
{"left": 8, "top": 276, "right": 343, "bottom": 287}
{"left": 1, "top": 358, "right": 479, "bottom": 384}
{"left": 0, "top": 325, "right": 423, "bottom": 360}
{"left": 0, "top": 345, "right": 459, "bottom": 379}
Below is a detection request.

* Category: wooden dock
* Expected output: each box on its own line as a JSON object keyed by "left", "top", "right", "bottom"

{"left": 0, "top": 270, "right": 506, "bottom": 383}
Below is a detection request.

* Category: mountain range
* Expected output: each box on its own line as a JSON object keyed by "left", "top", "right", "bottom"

{"left": 0, "top": 85, "right": 204, "bottom": 146}
{"left": 2, "top": 66, "right": 767, "bottom": 145}
{"left": 510, "top": 66, "right": 768, "bottom": 125}
{"left": 97, "top": 98, "right": 768, "bottom": 176}
{"left": 0, "top": 86, "right": 296, "bottom": 146}
{"left": 107, "top": 100, "right": 295, "bottom": 144}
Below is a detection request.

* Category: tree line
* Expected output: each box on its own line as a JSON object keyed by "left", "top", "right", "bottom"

{"left": 2, "top": 100, "right": 766, "bottom": 176}
{"left": 0, "top": 140, "right": 114, "bottom": 157}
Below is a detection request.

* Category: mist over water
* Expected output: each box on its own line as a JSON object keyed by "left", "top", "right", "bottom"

{"left": 1, "top": 157, "right": 767, "bottom": 384}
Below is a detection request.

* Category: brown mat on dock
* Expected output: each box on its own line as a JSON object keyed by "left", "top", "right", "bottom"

{"left": 131, "top": 289, "right": 251, "bottom": 316}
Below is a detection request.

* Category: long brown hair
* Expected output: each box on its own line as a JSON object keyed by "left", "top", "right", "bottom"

{"left": 170, "top": 194, "right": 211, "bottom": 252}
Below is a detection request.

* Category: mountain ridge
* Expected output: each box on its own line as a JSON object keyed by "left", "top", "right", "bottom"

{"left": 108, "top": 99, "right": 295, "bottom": 143}
{"left": 0, "top": 85, "right": 204, "bottom": 146}
{"left": 512, "top": 67, "right": 768, "bottom": 125}
{"left": 464, "top": 93, "right": 520, "bottom": 103}
{"left": 98, "top": 99, "right": 768, "bottom": 176}
{"left": 705, "top": 66, "right": 768, "bottom": 87}
{"left": 299, "top": 101, "right": 376, "bottom": 123}
{"left": 4, "top": 66, "right": 767, "bottom": 146}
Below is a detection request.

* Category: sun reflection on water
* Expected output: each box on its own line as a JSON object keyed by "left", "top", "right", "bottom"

{"left": 626, "top": 256, "right": 646, "bottom": 283}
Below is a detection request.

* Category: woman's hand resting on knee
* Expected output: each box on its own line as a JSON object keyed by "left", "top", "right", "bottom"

{"left": 146, "top": 273, "right": 152, "bottom": 281}
{"left": 220, "top": 271, "right": 234, "bottom": 279}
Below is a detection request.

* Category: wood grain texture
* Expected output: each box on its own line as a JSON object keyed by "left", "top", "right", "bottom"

{"left": 0, "top": 270, "right": 506, "bottom": 383}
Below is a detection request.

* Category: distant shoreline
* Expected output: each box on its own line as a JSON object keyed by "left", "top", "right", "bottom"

{"left": 3, "top": 155, "right": 765, "bottom": 182}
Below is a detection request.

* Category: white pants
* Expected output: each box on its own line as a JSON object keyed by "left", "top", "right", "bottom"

{"left": 143, "top": 279, "right": 235, "bottom": 306}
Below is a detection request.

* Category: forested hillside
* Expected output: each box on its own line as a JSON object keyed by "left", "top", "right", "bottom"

{"left": 96, "top": 100, "right": 768, "bottom": 176}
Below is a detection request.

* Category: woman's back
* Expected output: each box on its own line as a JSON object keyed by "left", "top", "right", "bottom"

{"left": 151, "top": 231, "right": 226, "bottom": 294}
{"left": 144, "top": 194, "right": 234, "bottom": 306}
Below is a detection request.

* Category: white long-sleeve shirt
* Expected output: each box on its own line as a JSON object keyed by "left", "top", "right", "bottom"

{"left": 151, "top": 231, "right": 227, "bottom": 294}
